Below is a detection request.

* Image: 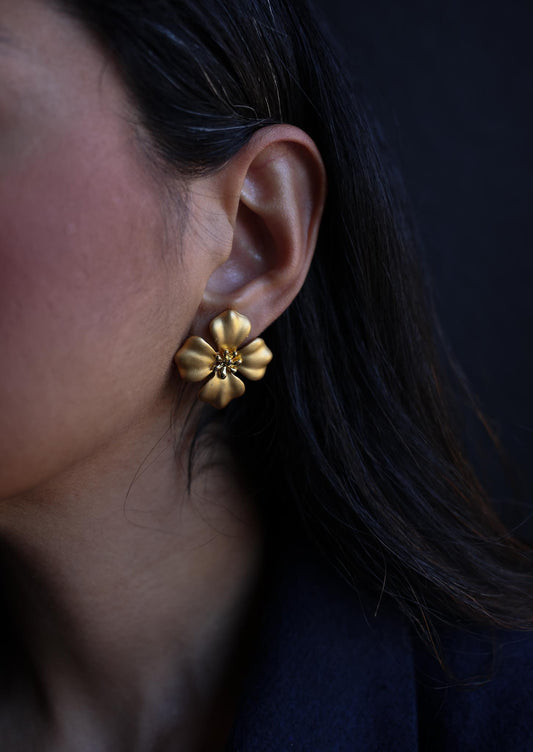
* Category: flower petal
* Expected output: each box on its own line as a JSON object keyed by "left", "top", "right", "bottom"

{"left": 198, "top": 371, "right": 245, "bottom": 409}
{"left": 210, "top": 310, "right": 251, "bottom": 350}
{"left": 238, "top": 338, "right": 273, "bottom": 380}
{"left": 174, "top": 336, "right": 216, "bottom": 382}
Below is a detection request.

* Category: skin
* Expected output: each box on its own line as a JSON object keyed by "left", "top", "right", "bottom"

{"left": 0, "top": 1, "right": 326, "bottom": 750}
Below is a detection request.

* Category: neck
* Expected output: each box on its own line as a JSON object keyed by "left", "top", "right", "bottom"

{"left": 0, "top": 400, "right": 264, "bottom": 751}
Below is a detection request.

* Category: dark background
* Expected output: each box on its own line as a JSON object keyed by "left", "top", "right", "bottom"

{"left": 314, "top": 0, "right": 533, "bottom": 537}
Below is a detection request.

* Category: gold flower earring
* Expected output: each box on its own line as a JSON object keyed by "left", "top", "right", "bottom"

{"left": 174, "top": 309, "right": 273, "bottom": 409}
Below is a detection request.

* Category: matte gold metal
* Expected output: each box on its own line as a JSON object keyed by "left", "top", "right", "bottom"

{"left": 174, "top": 309, "right": 273, "bottom": 409}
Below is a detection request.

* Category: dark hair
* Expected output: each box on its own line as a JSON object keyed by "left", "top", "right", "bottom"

{"left": 54, "top": 0, "right": 533, "bottom": 649}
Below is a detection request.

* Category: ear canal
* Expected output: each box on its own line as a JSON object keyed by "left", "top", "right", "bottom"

{"left": 204, "top": 203, "right": 271, "bottom": 300}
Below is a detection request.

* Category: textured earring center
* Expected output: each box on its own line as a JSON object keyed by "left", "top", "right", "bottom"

{"left": 213, "top": 348, "right": 242, "bottom": 379}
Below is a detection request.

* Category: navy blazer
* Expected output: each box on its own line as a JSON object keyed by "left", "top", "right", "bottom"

{"left": 227, "top": 537, "right": 533, "bottom": 751}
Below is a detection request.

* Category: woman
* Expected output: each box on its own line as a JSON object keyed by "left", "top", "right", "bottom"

{"left": 0, "top": 0, "right": 532, "bottom": 749}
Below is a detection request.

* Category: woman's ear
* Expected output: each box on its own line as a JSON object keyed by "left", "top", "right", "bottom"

{"left": 197, "top": 125, "right": 326, "bottom": 341}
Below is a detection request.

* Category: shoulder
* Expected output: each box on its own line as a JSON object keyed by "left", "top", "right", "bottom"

{"left": 229, "top": 534, "right": 533, "bottom": 751}
{"left": 415, "top": 623, "right": 533, "bottom": 751}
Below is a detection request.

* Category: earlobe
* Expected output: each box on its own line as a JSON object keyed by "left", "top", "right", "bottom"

{"left": 202, "top": 125, "right": 326, "bottom": 339}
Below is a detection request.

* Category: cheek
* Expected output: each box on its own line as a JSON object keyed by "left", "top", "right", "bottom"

{"left": 0, "top": 132, "right": 186, "bottom": 497}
